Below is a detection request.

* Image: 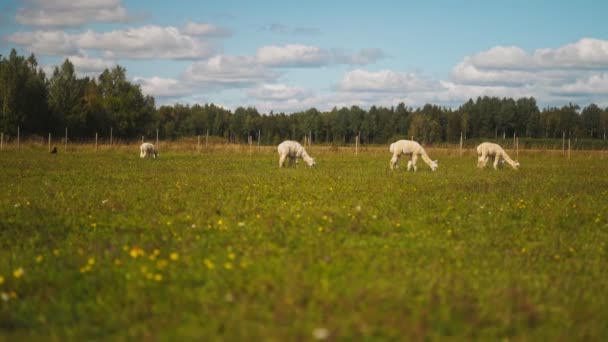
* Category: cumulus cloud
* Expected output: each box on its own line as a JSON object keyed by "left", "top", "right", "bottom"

{"left": 338, "top": 69, "right": 436, "bottom": 93}
{"left": 182, "top": 22, "right": 231, "bottom": 37}
{"left": 78, "top": 26, "right": 216, "bottom": 59}
{"left": 133, "top": 76, "right": 191, "bottom": 97}
{"left": 15, "top": 0, "right": 132, "bottom": 28}
{"left": 452, "top": 38, "right": 608, "bottom": 85}
{"left": 256, "top": 44, "right": 385, "bottom": 67}
{"left": 68, "top": 54, "right": 117, "bottom": 75}
{"left": 7, "top": 25, "right": 217, "bottom": 59}
{"left": 550, "top": 73, "right": 608, "bottom": 96}
{"left": 183, "top": 55, "right": 280, "bottom": 86}
{"left": 6, "top": 30, "right": 79, "bottom": 55}
{"left": 256, "top": 44, "right": 328, "bottom": 67}
{"left": 247, "top": 84, "right": 314, "bottom": 100}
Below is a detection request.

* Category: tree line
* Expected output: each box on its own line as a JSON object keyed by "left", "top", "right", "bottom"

{"left": 2, "top": 49, "right": 608, "bottom": 145}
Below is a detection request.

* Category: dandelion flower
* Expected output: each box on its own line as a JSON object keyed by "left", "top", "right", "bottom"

{"left": 204, "top": 259, "right": 215, "bottom": 270}
{"left": 36, "top": 255, "right": 44, "bottom": 263}
{"left": 88, "top": 257, "right": 95, "bottom": 266}
{"left": 170, "top": 252, "right": 179, "bottom": 261}
{"left": 0, "top": 276, "right": 4, "bottom": 285}
{"left": 154, "top": 274, "right": 163, "bottom": 282}
{"left": 13, "top": 268, "right": 24, "bottom": 278}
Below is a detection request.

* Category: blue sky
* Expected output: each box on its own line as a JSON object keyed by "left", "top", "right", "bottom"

{"left": 2, "top": 0, "right": 608, "bottom": 113}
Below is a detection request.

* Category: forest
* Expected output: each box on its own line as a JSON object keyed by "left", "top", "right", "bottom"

{"left": 2, "top": 49, "right": 608, "bottom": 145}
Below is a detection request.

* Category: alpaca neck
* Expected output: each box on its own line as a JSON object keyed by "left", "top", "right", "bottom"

{"left": 419, "top": 148, "right": 434, "bottom": 167}
{"left": 501, "top": 151, "right": 518, "bottom": 168}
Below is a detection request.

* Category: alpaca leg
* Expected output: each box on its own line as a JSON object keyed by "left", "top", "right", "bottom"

{"left": 477, "top": 154, "right": 485, "bottom": 168}
{"left": 407, "top": 160, "right": 413, "bottom": 171}
{"left": 411, "top": 154, "right": 418, "bottom": 171}
{"left": 493, "top": 156, "right": 500, "bottom": 170}
{"left": 279, "top": 154, "right": 287, "bottom": 168}
{"left": 481, "top": 155, "right": 489, "bottom": 169}
{"left": 390, "top": 155, "right": 399, "bottom": 170}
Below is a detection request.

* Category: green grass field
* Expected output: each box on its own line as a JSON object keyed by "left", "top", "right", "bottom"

{"left": 1, "top": 145, "right": 607, "bottom": 340}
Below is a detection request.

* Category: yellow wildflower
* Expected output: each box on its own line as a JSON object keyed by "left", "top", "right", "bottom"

{"left": 36, "top": 255, "right": 44, "bottom": 263}
{"left": 154, "top": 274, "right": 163, "bottom": 282}
{"left": 0, "top": 276, "right": 4, "bottom": 285}
{"left": 156, "top": 259, "right": 168, "bottom": 269}
{"left": 170, "top": 252, "right": 179, "bottom": 261}
{"left": 13, "top": 268, "right": 24, "bottom": 278}
{"left": 204, "top": 259, "right": 215, "bottom": 270}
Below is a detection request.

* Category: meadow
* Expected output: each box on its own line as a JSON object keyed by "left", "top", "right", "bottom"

{"left": 1, "top": 143, "right": 607, "bottom": 340}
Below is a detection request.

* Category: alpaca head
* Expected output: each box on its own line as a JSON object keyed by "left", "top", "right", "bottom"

{"left": 431, "top": 160, "right": 438, "bottom": 171}
{"left": 513, "top": 161, "right": 520, "bottom": 169}
{"left": 307, "top": 158, "right": 316, "bottom": 167}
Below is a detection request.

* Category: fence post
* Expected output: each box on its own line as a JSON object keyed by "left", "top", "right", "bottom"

{"left": 206, "top": 129, "right": 209, "bottom": 149}
{"left": 95, "top": 133, "right": 98, "bottom": 153}
{"left": 355, "top": 134, "right": 359, "bottom": 155}
{"left": 568, "top": 138, "right": 571, "bottom": 160}
{"left": 156, "top": 129, "right": 159, "bottom": 150}
{"left": 110, "top": 127, "right": 113, "bottom": 146}
{"left": 17, "top": 126, "right": 20, "bottom": 150}
{"left": 197, "top": 134, "right": 201, "bottom": 153}
{"left": 1, "top": 132, "right": 3, "bottom": 152}
{"left": 48, "top": 133, "right": 51, "bottom": 152}
{"left": 459, "top": 131, "right": 463, "bottom": 157}
{"left": 64, "top": 127, "right": 68, "bottom": 152}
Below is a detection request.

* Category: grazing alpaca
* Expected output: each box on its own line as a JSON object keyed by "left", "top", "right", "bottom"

{"left": 476, "top": 142, "right": 519, "bottom": 170}
{"left": 389, "top": 140, "right": 438, "bottom": 171}
{"left": 277, "top": 140, "right": 315, "bottom": 168}
{"left": 140, "top": 142, "right": 158, "bottom": 159}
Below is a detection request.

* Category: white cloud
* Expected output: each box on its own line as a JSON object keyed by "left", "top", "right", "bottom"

{"left": 68, "top": 54, "right": 117, "bottom": 75}
{"left": 7, "top": 25, "right": 217, "bottom": 59}
{"left": 256, "top": 44, "right": 329, "bottom": 67}
{"left": 256, "top": 44, "right": 385, "bottom": 67}
{"left": 183, "top": 55, "right": 280, "bottom": 86}
{"left": 133, "top": 76, "right": 190, "bottom": 97}
{"left": 16, "top": 0, "right": 132, "bottom": 28}
{"left": 338, "top": 69, "right": 436, "bottom": 93}
{"left": 247, "top": 84, "right": 313, "bottom": 100}
{"left": 534, "top": 38, "right": 608, "bottom": 69}
{"left": 182, "top": 22, "right": 231, "bottom": 37}
{"left": 78, "top": 26, "right": 215, "bottom": 59}
{"left": 6, "top": 30, "right": 79, "bottom": 55}
{"left": 551, "top": 73, "right": 608, "bottom": 95}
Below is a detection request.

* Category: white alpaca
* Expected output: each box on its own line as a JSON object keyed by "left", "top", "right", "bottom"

{"left": 389, "top": 140, "right": 438, "bottom": 171}
{"left": 277, "top": 140, "right": 315, "bottom": 168}
{"left": 476, "top": 142, "right": 519, "bottom": 170}
{"left": 140, "top": 142, "right": 158, "bottom": 159}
